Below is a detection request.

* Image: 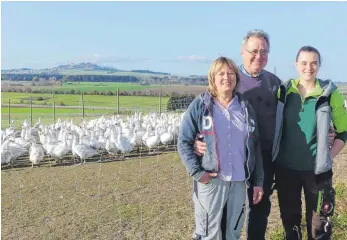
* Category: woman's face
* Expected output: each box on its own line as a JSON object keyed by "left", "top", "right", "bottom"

{"left": 296, "top": 51, "right": 320, "bottom": 82}
{"left": 214, "top": 64, "right": 237, "bottom": 97}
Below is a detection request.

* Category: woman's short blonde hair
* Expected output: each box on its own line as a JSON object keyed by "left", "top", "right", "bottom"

{"left": 207, "top": 56, "right": 240, "bottom": 97}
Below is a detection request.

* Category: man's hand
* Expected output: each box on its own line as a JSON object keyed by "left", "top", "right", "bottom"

{"left": 194, "top": 134, "right": 206, "bottom": 156}
{"left": 252, "top": 186, "right": 264, "bottom": 204}
{"left": 198, "top": 172, "right": 218, "bottom": 184}
{"left": 328, "top": 126, "right": 336, "bottom": 148}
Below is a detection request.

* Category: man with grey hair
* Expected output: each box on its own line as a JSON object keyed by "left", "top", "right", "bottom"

{"left": 194, "top": 29, "right": 281, "bottom": 240}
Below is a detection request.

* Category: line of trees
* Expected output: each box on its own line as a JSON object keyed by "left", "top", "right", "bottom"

{"left": 2, "top": 73, "right": 208, "bottom": 85}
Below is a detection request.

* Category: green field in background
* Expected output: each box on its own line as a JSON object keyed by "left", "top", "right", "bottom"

{"left": 1, "top": 93, "right": 170, "bottom": 129}
{"left": 1, "top": 92, "right": 169, "bottom": 108}
{"left": 2, "top": 81, "right": 159, "bottom": 92}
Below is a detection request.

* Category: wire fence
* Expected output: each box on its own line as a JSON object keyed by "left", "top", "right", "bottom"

{"left": 1, "top": 93, "right": 195, "bottom": 129}
{"left": 1, "top": 106, "right": 200, "bottom": 240}
{"left": 1, "top": 94, "right": 347, "bottom": 240}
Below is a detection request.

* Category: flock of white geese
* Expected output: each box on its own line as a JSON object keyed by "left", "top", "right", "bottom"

{"left": 1, "top": 112, "right": 184, "bottom": 167}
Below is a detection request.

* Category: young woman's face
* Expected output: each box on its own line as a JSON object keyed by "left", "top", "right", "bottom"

{"left": 296, "top": 51, "right": 320, "bottom": 82}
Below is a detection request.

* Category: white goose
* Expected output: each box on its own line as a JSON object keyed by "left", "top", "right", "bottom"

{"left": 50, "top": 131, "right": 71, "bottom": 164}
{"left": 105, "top": 134, "right": 118, "bottom": 156}
{"left": 145, "top": 126, "right": 161, "bottom": 153}
{"left": 160, "top": 125, "right": 173, "bottom": 146}
{"left": 72, "top": 133, "right": 99, "bottom": 164}
{"left": 2, "top": 138, "right": 28, "bottom": 164}
{"left": 29, "top": 139, "right": 45, "bottom": 167}
{"left": 1, "top": 139, "right": 14, "bottom": 165}
{"left": 115, "top": 126, "right": 134, "bottom": 155}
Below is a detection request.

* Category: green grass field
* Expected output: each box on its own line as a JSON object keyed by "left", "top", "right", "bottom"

{"left": 1, "top": 93, "right": 170, "bottom": 128}
{"left": 1, "top": 92, "right": 169, "bottom": 108}
{"left": 2, "top": 81, "right": 158, "bottom": 92}
{"left": 1, "top": 107, "right": 114, "bottom": 128}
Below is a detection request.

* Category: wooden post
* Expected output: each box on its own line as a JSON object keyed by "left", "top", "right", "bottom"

{"left": 117, "top": 88, "right": 120, "bottom": 114}
{"left": 81, "top": 91, "right": 85, "bottom": 118}
{"left": 8, "top": 99, "right": 11, "bottom": 126}
{"left": 53, "top": 92, "right": 56, "bottom": 124}
{"left": 159, "top": 92, "right": 162, "bottom": 115}
{"left": 30, "top": 96, "right": 33, "bottom": 126}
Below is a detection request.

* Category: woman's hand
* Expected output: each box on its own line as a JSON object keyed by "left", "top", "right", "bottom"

{"left": 194, "top": 134, "right": 206, "bottom": 157}
{"left": 198, "top": 172, "right": 218, "bottom": 184}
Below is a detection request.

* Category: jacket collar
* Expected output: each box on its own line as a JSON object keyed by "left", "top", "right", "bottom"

{"left": 200, "top": 90, "right": 247, "bottom": 110}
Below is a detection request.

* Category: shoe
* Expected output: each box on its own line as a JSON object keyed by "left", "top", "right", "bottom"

{"left": 192, "top": 232, "right": 202, "bottom": 240}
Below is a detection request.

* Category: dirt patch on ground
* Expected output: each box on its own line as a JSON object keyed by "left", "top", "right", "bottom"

{"left": 1, "top": 147, "right": 346, "bottom": 239}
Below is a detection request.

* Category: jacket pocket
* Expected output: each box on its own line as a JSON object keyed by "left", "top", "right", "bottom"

{"left": 193, "top": 193, "right": 208, "bottom": 236}
{"left": 201, "top": 149, "right": 217, "bottom": 172}
{"left": 234, "top": 204, "right": 245, "bottom": 231}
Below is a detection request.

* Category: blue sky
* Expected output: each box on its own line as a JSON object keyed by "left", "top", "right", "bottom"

{"left": 2, "top": 1, "right": 347, "bottom": 81}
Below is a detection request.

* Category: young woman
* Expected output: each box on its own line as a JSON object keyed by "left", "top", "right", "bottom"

{"left": 272, "top": 46, "right": 347, "bottom": 240}
{"left": 178, "top": 56, "right": 264, "bottom": 240}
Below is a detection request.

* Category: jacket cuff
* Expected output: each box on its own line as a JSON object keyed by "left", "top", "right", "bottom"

{"left": 336, "top": 132, "right": 347, "bottom": 144}
{"left": 253, "top": 178, "right": 264, "bottom": 188}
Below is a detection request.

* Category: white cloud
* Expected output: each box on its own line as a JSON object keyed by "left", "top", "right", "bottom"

{"left": 176, "top": 55, "right": 211, "bottom": 62}
{"left": 74, "top": 54, "right": 149, "bottom": 64}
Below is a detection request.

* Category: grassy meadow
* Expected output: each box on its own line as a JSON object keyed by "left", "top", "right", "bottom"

{"left": 1, "top": 92, "right": 169, "bottom": 129}
{"left": 1, "top": 92, "right": 168, "bottom": 107}
{"left": 2, "top": 81, "right": 159, "bottom": 92}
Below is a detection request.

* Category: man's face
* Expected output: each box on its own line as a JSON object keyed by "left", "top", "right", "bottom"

{"left": 241, "top": 36, "right": 269, "bottom": 76}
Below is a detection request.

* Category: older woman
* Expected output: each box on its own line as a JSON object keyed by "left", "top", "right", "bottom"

{"left": 178, "top": 56, "right": 264, "bottom": 240}
{"left": 273, "top": 46, "right": 347, "bottom": 240}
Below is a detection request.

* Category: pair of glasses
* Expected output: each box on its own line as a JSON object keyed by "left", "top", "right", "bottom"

{"left": 246, "top": 49, "right": 269, "bottom": 56}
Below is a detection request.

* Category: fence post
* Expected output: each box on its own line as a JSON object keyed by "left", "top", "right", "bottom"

{"left": 117, "top": 88, "right": 120, "bottom": 114}
{"left": 30, "top": 96, "right": 33, "bottom": 127}
{"left": 8, "top": 99, "right": 11, "bottom": 127}
{"left": 81, "top": 91, "right": 85, "bottom": 118}
{"left": 53, "top": 92, "right": 56, "bottom": 123}
{"left": 159, "top": 92, "right": 162, "bottom": 115}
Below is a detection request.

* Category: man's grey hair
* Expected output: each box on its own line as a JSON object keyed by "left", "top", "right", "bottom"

{"left": 242, "top": 29, "right": 270, "bottom": 52}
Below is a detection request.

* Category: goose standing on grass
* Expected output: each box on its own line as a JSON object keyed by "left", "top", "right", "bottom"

{"left": 2, "top": 137, "right": 28, "bottom": 165}
{"left": 115, "top": 126, "right": 134, "bottom": 157}
{"left": 72, "top": 133, "right": 99, "bottom": 164}
{"left": 89, "top": 129, "right": 103, "bottom": 151}
{"left": 145, "top": 126, "right": 160, "bottom": 154}
{"left": 1, "top": 139, "right": 14, "bottom": 165}
{"left": 29, "top": 138, "right": 45, "bottom": 167}
{"left": 33, "top": 117, "right": 42, "bottom": 129}
{"left": 51, "top": 131, "right": 71, "bottom": 164}
{"left": 105, "top": 135, "right": 118, "bottom": 156}
{"left": 160, "top": 125, "right": 173, "bottom": 147}
{"left": 141, "top": 125, "right": 153, "bottom": 145}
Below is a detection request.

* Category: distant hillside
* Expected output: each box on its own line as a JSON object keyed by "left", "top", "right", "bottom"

{"left": 54, "top": 62, "right": 116, "bottom": 71}
{"left": 1, "top": 62, "right": 171, "bottom": 76}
